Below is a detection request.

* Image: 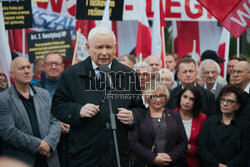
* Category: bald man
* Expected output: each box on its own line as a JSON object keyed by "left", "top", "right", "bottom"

{"left": 0, "top": 57, "right": 61, "bottom": 167}
{"left": 144, "top": 55, "right": 162, "bottom": 79}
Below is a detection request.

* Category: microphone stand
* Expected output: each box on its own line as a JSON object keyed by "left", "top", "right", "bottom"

{"left": 104, "top": 73, "right": 121, "bottom": 167}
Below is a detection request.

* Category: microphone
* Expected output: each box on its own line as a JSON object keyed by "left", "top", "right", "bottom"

{"left": 99, "top": 64, "right": 114, "bottom": 89}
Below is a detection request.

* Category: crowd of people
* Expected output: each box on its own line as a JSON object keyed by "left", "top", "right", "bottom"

{"left": 0, "top": 26, "right": 249, "bottom": 167}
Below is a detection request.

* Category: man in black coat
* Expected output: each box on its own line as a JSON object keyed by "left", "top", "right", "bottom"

{"left": 166, "top": 57, "right": 216, "bottom": 117}
{"left": 51, "top": 26, "right": 146, "bottom": 167}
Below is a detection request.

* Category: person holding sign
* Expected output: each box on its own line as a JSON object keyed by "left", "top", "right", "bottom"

{"left": 51, "top": 26, "right": 146, "bottom": 167}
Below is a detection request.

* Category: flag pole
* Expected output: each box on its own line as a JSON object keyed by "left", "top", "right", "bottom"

{"left": 237, "top": 38, "right": 240, "bottom": 58}
{"left": 161, "top": 26, "right": 166, "bottom": 68}
{"left": 72, "top": 29, "right": 81, "bottom": 65}
{"left": 22, "top": 29, "right": 25, "bottom": 56}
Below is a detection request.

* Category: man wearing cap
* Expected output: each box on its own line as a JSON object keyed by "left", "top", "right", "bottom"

{"left": 201, "top": 50, "right": 227, "bottom": 86}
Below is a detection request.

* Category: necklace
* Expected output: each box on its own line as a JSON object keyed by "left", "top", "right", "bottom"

{"left": 157, "top": 118, "right": 161, "bottom": 123}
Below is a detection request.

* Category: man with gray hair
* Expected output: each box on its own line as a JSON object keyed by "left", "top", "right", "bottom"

{"left": 134, "top": 62, "right": 151, "bottom": 91}
{"left": 199, "top": 59, "right": 226, "bottom": 99}
{"left": 52, "top": 26, "right": 146, "bottom": 166}
{"left": 155, "top": 69, "right": 177, "bottom": 90}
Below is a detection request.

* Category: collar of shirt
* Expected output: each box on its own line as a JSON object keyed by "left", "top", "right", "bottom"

{"left": 244, "top": 82, "right": 250, "bottom": 94}
{"left": 91, "top": 60, "right": 112, "bottom": 74}
{"left": 14, "top": 84, "right": 35, "bottom": 99}
{"left": 204, "top": 81, "right": 217, "bottom": 94}
{"left": 181, "top": 83, "right": 197, "bottom": 89}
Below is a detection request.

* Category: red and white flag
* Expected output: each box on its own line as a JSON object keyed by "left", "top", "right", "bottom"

{"left": 135, "top": 0, "right": 152, "bottom": 60}
{"left": 151, "top": 0, "right": 166, "bottom": 67}
{"left": 173, "top": 21, "right": 223, "bottom": 64}
{"left": 217, "top": 28, "right": 230, "bottom": 78}
{"left": 0, "top": 3, "right": 12, "bottom": 85}
{"left": 197, "top": 0, "right": 250, "bottom": 38}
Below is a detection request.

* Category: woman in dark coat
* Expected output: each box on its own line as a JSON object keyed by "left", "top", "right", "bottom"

{"left": 199, "top": 84, "right": 249, "bottom": 167}
{"left": 130, "top": 82, "right": 188, "bottom": 167}
{"left": 175, "top": 85, "right": 206, "bottom": 167}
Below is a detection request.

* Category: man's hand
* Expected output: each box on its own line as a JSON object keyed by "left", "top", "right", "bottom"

{"left": 80, "top": 104, "right": 100, "bottom": 118}
{"left": 61, "top": 122, "right": 70, "bottom": 134}
{"left": 218, "top": 163, "right": 227, "bottom": 167}
{"left": 153, "top": 153, "right": 171, "bottom": 166}
{"left": 117, "top": 108, "right": 133, "bottom": 125}
{"left": 37, "top": 140, "right": 51, "bottom": 157}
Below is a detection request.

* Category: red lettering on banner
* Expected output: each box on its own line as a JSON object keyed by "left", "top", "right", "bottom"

{"left": 146, "top": 0, "right": 154, "bottom": 17}
{"left": 185, "top": 0, "right": 203, "bottom": 19}
{"left": 165, "top": 0, "right": 181, "bottom": 18}
{"left": 37, "top": 0, "right": 63, "bottom": 13}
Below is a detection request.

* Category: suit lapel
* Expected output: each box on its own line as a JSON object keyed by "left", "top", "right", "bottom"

{"left": 9, "top": 86, "right": 33, "bottom": 134}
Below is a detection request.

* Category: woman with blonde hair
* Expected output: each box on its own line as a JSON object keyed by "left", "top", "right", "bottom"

{"left": 130, "top": 82, "right": 188, "bottom": 167}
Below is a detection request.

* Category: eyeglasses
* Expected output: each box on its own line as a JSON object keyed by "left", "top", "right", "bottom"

{"left": 149, "top": 95, "right": 166, "bottom": 100}
{"left": 44, "top": 62, "right": 63, "bottom": 67}
{"left": 220, "top": 98, "right": 238, "bottom": 104}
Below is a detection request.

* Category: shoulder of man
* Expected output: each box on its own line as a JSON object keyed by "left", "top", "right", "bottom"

{"left": 197, "top": 84, "right": 214, "bottom": 98}
{"left": 112, "top": 58, "right": 135, "bottom": 73}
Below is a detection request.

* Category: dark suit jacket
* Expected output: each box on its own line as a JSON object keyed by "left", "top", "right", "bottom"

{"left": 51, "top": 57, "right": 146, "bottom": 167}
{"left": 166, "top": 84, "right": 217, "bottom": 117}
{"left": 130, "top": 108, "right": 188, "bottom": 167}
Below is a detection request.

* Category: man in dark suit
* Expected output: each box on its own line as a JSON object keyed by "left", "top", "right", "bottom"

{"left": 0, "top": 57, "right": 61, "bottom": 167}
{"left": 51, "top": 26, "right": 146, "bottom": 167}
{"left": 166, "top": 57, "right": 216, "bottom": 117}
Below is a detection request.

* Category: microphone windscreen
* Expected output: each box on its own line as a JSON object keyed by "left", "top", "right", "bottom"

{"left": 99, "top": 64, "right": 110, "bottom": 72}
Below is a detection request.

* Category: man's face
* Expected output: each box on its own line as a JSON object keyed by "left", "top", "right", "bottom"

{"left": 43, "top": 54, "right": 64, "bottom": 80}
{"left": 165, "top": 55, "right": 177, "bottom": 72}
{"left": 135, "top": 67, "right": 151, "bottom": 90}
{"left": 202, "top": 63, "right": 218, "bottom": 85}
{"left": 227, "top": 59, "right": 239, "bottom": 75}
{"left": 119, "top": 56, "right": 133, "bottom": 68}
{"left": 146, "top": 57, "right": 162, "bottom": 73}
{"left": 159, "top": 72, "right": 174, "bottom": 90}
{"left": 86, "top": 33, "right": 117, "bottom": 66}
{"left": 10, "top": 57, "right": 32, "bottom": 84}
{"left": 231, "top": 62, "right": 249, "bottom": 86}
{"left": 177, "top": 62, "right": 197, "bottom": 86}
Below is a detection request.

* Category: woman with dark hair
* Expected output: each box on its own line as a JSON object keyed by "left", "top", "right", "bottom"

{"left": 130, "top": 82, "right": 188, "bottom": 167}
{"left": 199, "top": 84, "right": 248, "bottom": 167}
{"left": 174, "top": 84, "right": 206, "bottom": 167}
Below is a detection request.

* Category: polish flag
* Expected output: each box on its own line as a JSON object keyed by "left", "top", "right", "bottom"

{"left": 217, "top": 28, "right": 230, "bottom": 78}
{"left": 151, "top": 0, "right": 166, "bottom": 67}
{"left": 173, "top": 21, "right": 223, "bottom": 63}
{"left": 135, "top": 0, "right": 152, "bottom": 60}
{"left": 0, "top": 3, "right": 12, "bottom": 85}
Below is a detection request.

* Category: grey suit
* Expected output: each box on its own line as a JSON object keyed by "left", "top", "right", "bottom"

{"left": 0, "top": 86, "right": 61, "bottom": 167}
{"left": 202, "top": 82, "right": 225, "bottom": 99}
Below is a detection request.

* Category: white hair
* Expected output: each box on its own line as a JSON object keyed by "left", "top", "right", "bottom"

{"left": 133, "top": 62, "right": 151, "bottom": 71}
{"left": 199, "top": 59, "right": 221, "bottom": 77}
{"left": 155, "top": 69, "right": 174, "bottom": 81}
{"left": 87, "top": 26, "right": 116, "bottom": 43}
{"left": 144, "top": 55, "right": 162, "bottom": 66}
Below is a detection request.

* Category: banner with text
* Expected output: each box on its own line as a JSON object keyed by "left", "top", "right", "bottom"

{"left": 26, "top": 29, "right": 73, "bottom": 63}
{"left": 2, "top": 0, "right": 32, "bottom": 29}
{"left": 76, "top": 0, "right": 124, "bottom": 20}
